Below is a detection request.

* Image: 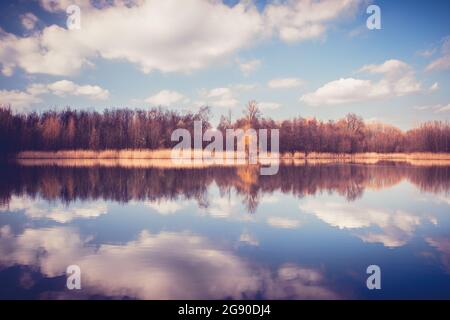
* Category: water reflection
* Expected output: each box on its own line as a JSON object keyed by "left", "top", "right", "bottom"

{"left": 0, "top": 161, "right": 449, "bottom": 299}
{"left": 0, "top": 226, "right": 339, "bottom": 299}
{"left": 299, "top": 200, "right": 433, "bottom": 247}
{"left": 1, "top": 162, "right": 449, "bottom": 211}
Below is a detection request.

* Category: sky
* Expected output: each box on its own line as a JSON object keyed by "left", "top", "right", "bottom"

{"left": 0, "top": 0, "right": 449, "bottom": 129}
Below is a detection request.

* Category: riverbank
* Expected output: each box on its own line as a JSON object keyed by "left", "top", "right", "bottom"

{"left": 11, "top": 150, "right": 450, "bottom": 168}
{"left": 15, "top": 149, "right": 450, "bottom": 160}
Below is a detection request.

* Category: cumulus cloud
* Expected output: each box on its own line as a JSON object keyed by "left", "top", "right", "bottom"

{"left": 0, "top": 227, "right": 339, "bottom": 299}
{"left": 264, "top": 0, "right": 362, "bottom": 43}
{"left": 196, "top": 83, "right": 263, "bottom": 109}
{"left": 263, "top": 263, "right": 339, "bottom": 299}
{"left": 0, "top": 0, "right": 263, "bottom": 76}
{"left": 20, "top": 13, "right": 39, "bottom": 31}
{"left": 0, "top": 89, "right": 42, "bottom": 109}
{"left": 0, "top": 195, "right": 108, "bottom": 223}
{"left": 198, "top": 87, "right": 240, "bottom": 108}
{"left": 238, "top": 230, "right": 259, "bottom": 246}
{"left": 259, "top": 101, "right": 282, "bottom": 110}
{"left": 300, "top": 200, "right": 433, "bottom": 247}
{"left": 300, "top": 59, "right": 422, "bottom": 106}
{"left": 267, "top": 217, "right": 301, "bottom": 229}
{"left": 145, "top": 90, "right": 189, "bottom": 107}
{"left": 0, "top": 25, "right": 92, "bottom": 76}
{"left": 268, "top": 77, "right": 304, "bottom": 89}
{"left": 301, "top": 78, "right": 373, "bottom": 106}
{"left": 238, "top": 59, "right": 261, "bottom": 76}
{"left": 143, "top": 199, "right": 195, "bottom": 214}
{"left": 429, "top": 82, "right": 439, "bottom": 92}
{"left": 46, "top": 80, "right": 109, "bottom": 100}
{"left": 204, "top": 196, "right": 240, "bottom": 218}
{"left": 0, "top": 0, "right": 365, "bottom": 77}
{"left": 0, "top": 80, "right": 109, "bottom": 110}
{"left": 38, "top": 0, "right": 90, "bottom": 12}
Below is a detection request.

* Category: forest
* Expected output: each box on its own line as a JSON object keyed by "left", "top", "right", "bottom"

{"left": 0, "top": 101, "right": 449, "bottom": 154}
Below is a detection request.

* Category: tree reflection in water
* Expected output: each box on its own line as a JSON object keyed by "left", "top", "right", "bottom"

{"left": 0, "top": 161, "right": 449, "bottom": 213}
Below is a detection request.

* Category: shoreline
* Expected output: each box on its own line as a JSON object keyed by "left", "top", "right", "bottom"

{"left": 9, "top": 150, "right": 450, "bottom": 168}
{"left": 14, "top": 149, "right": 450, "bottom": 160}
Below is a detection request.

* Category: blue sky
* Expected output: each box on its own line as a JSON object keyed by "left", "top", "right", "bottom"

{"left": 0, "top": 0, "right": 449, "bottom": 129}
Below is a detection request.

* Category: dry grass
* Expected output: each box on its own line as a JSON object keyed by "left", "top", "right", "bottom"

{"left": 16, "top": 149, "right": 277, "bottom": 160}
{"left": 13, "top": 149, "right": 450, "bottom": 168}
{"left": 282, "top": 151, "right": 450, "bottom": 160}
{"left": 17, "top": 149, "right": 174, "bottom": 159}
{"left": 16, "top": 158, "right": 226, "bottom": 169}
{"left": 18, "top": 149, "right": 450, "bottom": 161}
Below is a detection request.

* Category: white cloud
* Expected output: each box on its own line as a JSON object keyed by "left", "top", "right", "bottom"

{"left": 259, "top": 101, "right": 281, "bottom": 110}
{"left": 0, "top": 0, "right": 365, "bottom": 77}
{"left": 268, "top": 77, "right": 304, "bottom": 89}
{"left": 205, "top": 196, "right": 239, "bottom": 218}
{"left": 0, "top": 227, "right": 339, "bottom": 299}
{"left": 267, "top": 217, "right": 301, "bottom": 229}
{"left": 47, "top": 80, "right": 109, "bottom": 100}
{"left": 201, "top": 83, "right": 263, "bottom": 108}
{"left": 436, "top": 104, "right": 450, "bottom": 113}
{"left": 0, "top": 228, "right": 261, "bottom": 299}
{"left": 1, "top": 0, "right": 263, "bottom": 76}
{"left": 425, "top": 36, "right": 450, "bottom": 72}
{"left": 20, "top": 13, "right": 39, "bottom": 31}
{"left": 413, "top": 103, "right": 450, "bottom": 113}
{"left": 0, "top": 195, "right": 107, "bottom": 223}
{"left": 206, "top": 87, "right": 233, "bottom": 99}
{"left": 145, "top": 90, "right": 189, "bottom": 107}
{"left": 238, "top": 59, "right": 261, "bottom": 76}
{"left": 198, "top": 87, "right": 240, "bottom": 108}
{"left": 260, "top": 194, "right": 279, "bottom": 203}
{"left": 300, "top": 59, "right": 422, "bottom": 106}
{"left": 264, "top": 0, "right": 362, "bottom": 43}
{"left": 301, "top": 78, "right": 374, "bottom": 106}
{"left": 347, "top": 25, "right": 368, "bottom": 38}
{"left": 26, "top": 83, "right": 48, "bottom": 96}
{"left": 144, "top": 199, "right": 192, "bottom": 214}
{"left": 0, "top": 25, "right": 93, "bottom": 76}
{"left": 425, "top": 237, "right": 450, "bottom": 273}
{"left": 0, "top": 89, "right": 42, "bottom": 110}
{"left": 300, "top": 200, "right": 433, "bottom": 248}
{"left": 413, "top": 105, "right": 434, "bottom": 111}
{"left": 266, "top": 263, "right": 338, "bottom": 299}
{"left": 417, "top": 48, "right": 437, "bottom": 58}
{"left": 239, "top": 230, "right": 259, "bottom": 246}
{"left": 429, "top": 82, "right": 439, "bottom": 92}
{"left": 0, "top": 80, "right": 109, "bottom": 110}
{"left": 197, "top": 83, "right": 261, "bottom": 108}
{"left": 426, "top": 54, "right": 450, "bottom": 72}
{"left": 38, "top": 0, "right": 89, "bottom": 12}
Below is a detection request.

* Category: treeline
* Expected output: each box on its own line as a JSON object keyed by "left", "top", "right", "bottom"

{"left": 0, "top": 106, "right": 210, "bottom": 153}
{"left": 218, "top": 101, "right": 450, "bottom": 153}
{"left": 0, "top": 102, "right": 449, "bottom": 154}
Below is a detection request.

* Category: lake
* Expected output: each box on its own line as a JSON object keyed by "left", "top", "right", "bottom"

{"left": 0, "top": 161, "right": 449, "bottom": 299}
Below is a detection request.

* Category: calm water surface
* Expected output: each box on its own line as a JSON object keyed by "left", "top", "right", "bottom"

{"left": 0, "top": 162, "right": 449, "bottom": 299}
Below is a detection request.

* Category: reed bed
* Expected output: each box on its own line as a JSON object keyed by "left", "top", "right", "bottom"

{"left": 13, "top": 149, "right": 450, "bottom": 168}
{"left": 17, "top": 149, "right": 450, "bottom": 160}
